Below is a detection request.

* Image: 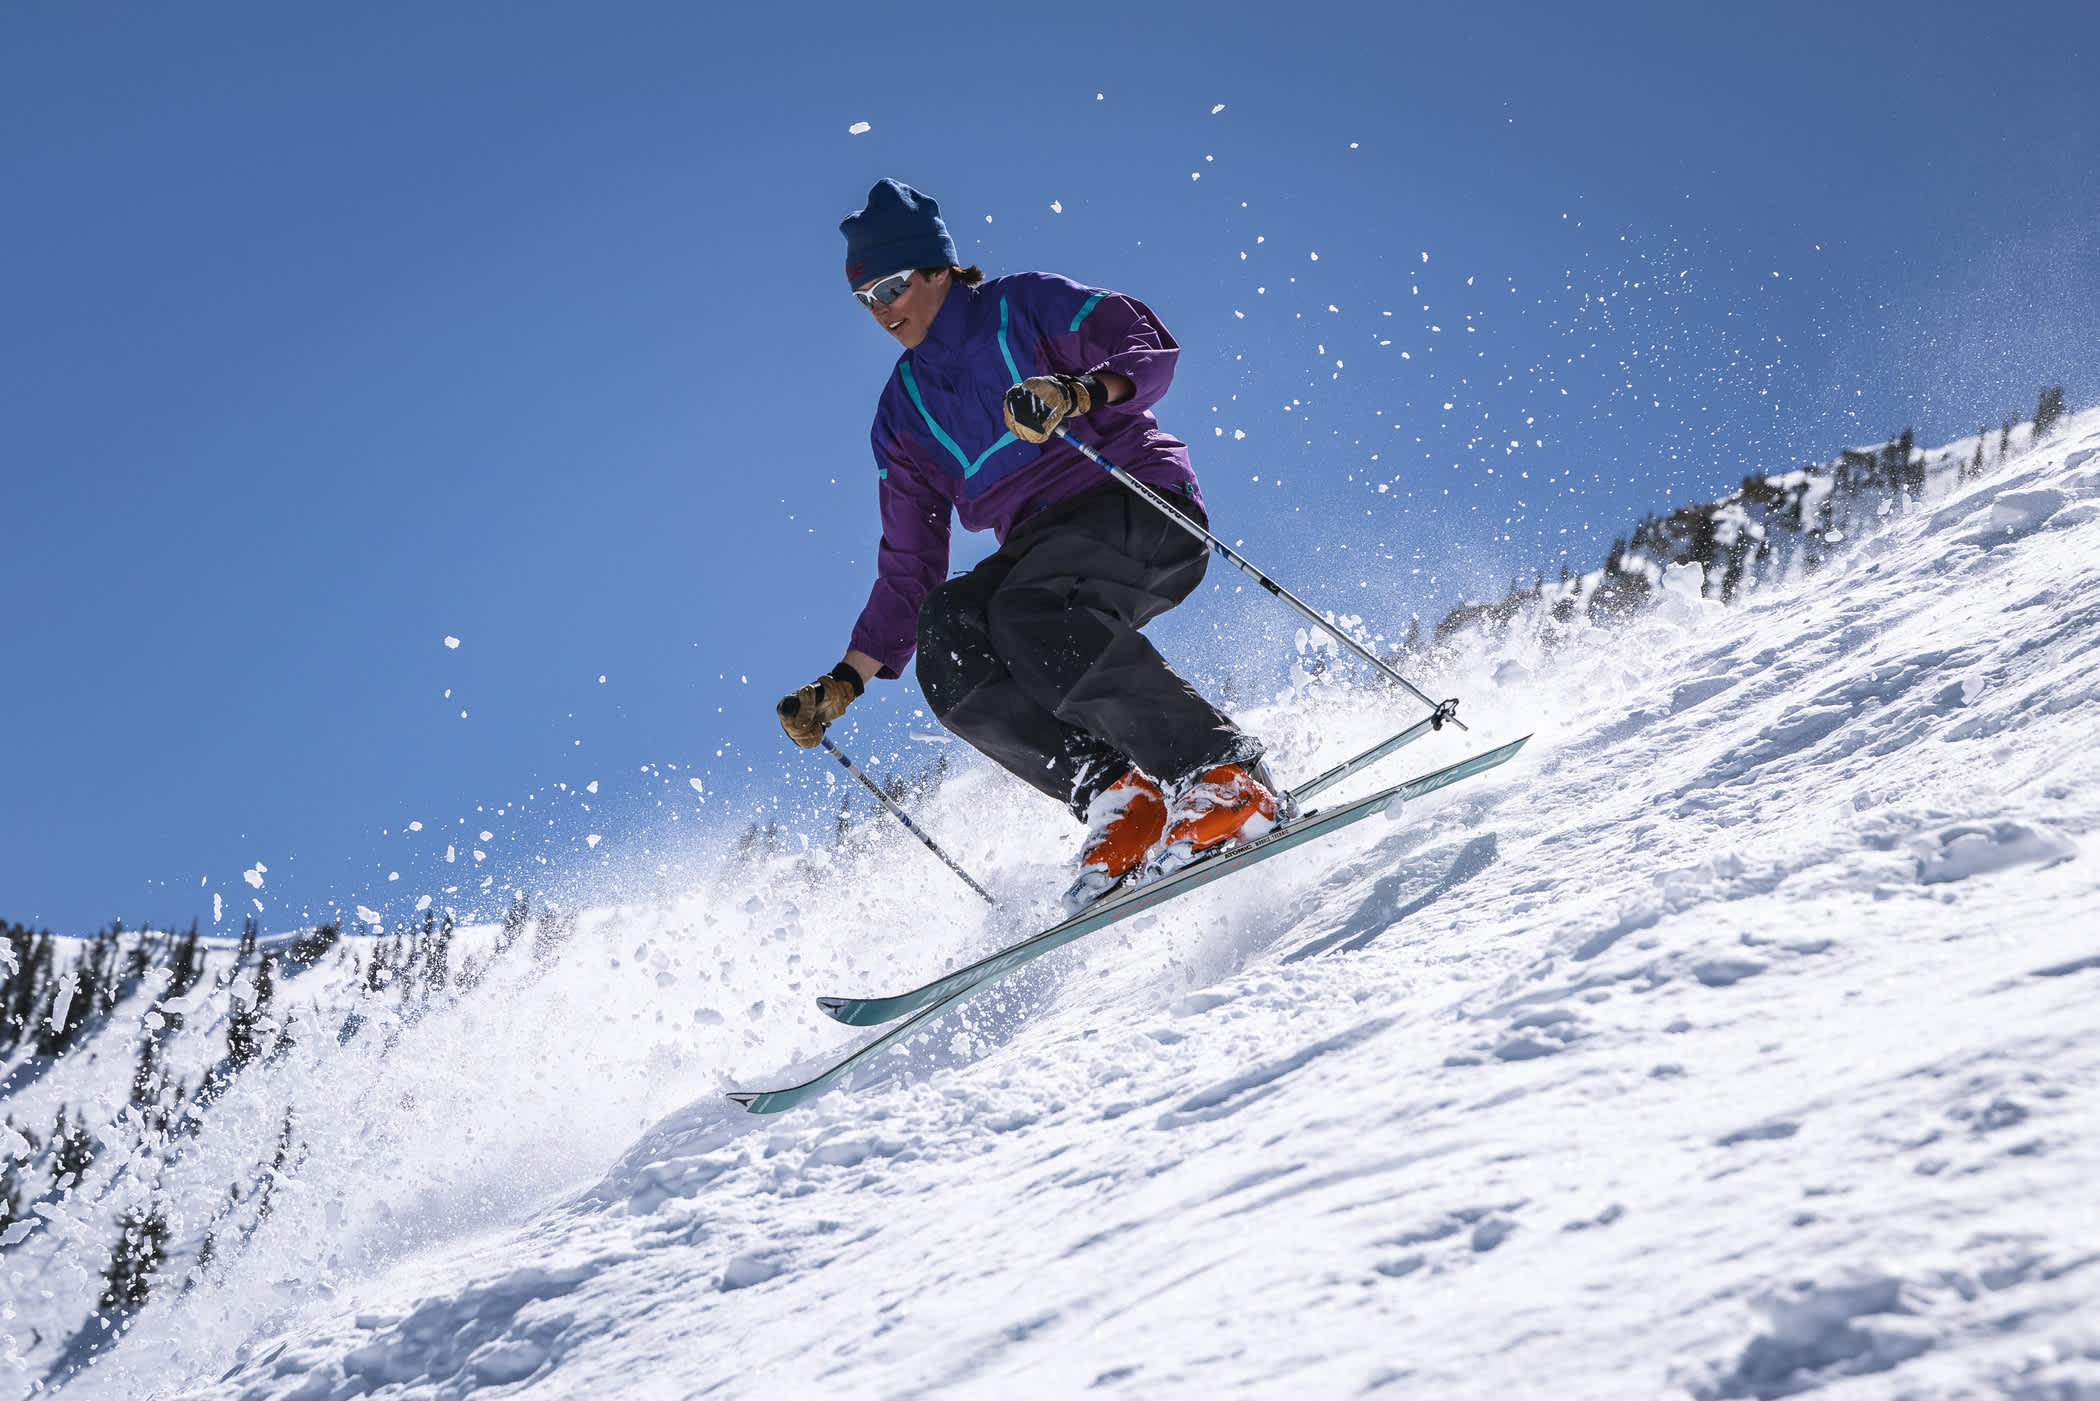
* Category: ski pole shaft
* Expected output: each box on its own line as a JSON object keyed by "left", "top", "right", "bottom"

{"left": 1053, "top": 427, "right": 1464, "bottom": 730}
{"left": 820, "top": 736, "right": 997, "bottom": 906}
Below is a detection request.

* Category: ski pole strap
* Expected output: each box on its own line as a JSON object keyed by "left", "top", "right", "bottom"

{"left": 820, "top": 736, "right": 997, "bottom": 905}
{"left": 1053, "top": 427, "right": 1464, "bottom": 730}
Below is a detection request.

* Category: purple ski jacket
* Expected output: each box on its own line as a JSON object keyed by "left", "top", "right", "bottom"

{"left": 848, "top": 271, "right": 1206, "bottom": 678}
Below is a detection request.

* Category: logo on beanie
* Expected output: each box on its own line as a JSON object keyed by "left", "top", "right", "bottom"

{"left": 847, "top": 259, "right": 867, "bottom": 282}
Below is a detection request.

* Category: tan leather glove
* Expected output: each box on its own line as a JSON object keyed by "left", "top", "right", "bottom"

{"left": 1003, "top": 372, "right": 1108, "bottom": 444}
{"left": 777, "top": 662, "right": 864, "bottom": 748}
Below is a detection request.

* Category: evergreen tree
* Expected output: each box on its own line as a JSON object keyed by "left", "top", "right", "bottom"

{"left": 288, "top": 920, "right": 340, "bottom": 967}
{"left": 97, "top": 1199, "right": 168, "bottom": 1315}
{"left": 129, "top": 1033, "right": 164, "bottom": 1107}
{"left": 238, "top": 918, "right": 258, "bottom": 966}
{"left": 122, "top": 931, "right": 152, "bottom": 983}
{"left": 362, "top": 942, "right": 389, "bottom": 994}
{"left": 269, "top": 1010, "right": 296, "bottom": 1062}
{"left": 167, "top": 924, "right": 204, "bottom": 1000}
{"left": 2034, "top": 385, "right": 2067, "bottom": 439}
{"left": 252, "top": 952, "right": 275, "bottom": 1011}
{"left": 2000, "top": 418, "right": 2016, "bottom": 459}
{"left": 499, "top": 892, "right": 530, "bottom": 955}
{"left": 225, "top": 998, "right": 260, "bottom": 1070}
{"left": 0, "top": 1151, "right": 22, "bottom": 1243}
{"left": 0, "top": 923, "right": 40, "bottom": 1051}
{"left": 0, "top": 1115, "right": 31, "bottom": 1241}
{"left": 423, "top": 912, "right": 453, "bottom": 995}
{"left": 52, "top": 1108, "right": 95, "bottom": 1183}
{"left": 533, "top": 903, "right": 576, "bottom": 962}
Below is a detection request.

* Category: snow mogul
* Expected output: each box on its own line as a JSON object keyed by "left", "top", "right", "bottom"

{"left": 777, "top": 178, "right": 1276, "bottom": 908}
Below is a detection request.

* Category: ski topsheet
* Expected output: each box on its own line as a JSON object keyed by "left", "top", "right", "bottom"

{"left": 726, "top": 734, "right": 1529, "bottom": 1114}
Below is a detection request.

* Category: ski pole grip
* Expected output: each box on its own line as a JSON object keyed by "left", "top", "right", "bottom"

{"left": 778, "top": 695, "right": 801, "bottom": 718}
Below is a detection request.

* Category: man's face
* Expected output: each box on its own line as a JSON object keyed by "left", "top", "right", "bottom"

{"left": 858, "top": 267, "right": 950, "bottom": 350}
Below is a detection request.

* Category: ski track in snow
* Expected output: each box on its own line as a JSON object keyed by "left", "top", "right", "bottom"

{"left": 10, "top": 416, "right": 2100, "bottom": 1399}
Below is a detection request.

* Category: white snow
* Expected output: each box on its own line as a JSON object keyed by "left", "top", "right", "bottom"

{"left": 443, "top": 636, "right": 460, "bottom": 649}
{"left": 847, "top": 121, "right": 870, "bottom": 135}
{"left": 7, "top": 413, "right": 2100, "bottom": 1400}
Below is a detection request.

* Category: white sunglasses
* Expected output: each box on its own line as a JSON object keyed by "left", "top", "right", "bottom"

{"left": 853, "top": 269, "right": 916, "bottom": 308}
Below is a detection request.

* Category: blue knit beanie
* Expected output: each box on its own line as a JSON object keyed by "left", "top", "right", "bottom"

{"left": 841, "top": 179, "right": 958, "bottom": 288}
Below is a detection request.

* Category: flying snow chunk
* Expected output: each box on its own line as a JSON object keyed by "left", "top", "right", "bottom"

{"left": 848, "top": 121, "right": 870, "bottom": 135}
{"left": 1421, "top": 252, "right": 1430, "bottom": 263}
{"left": 243, "top": 866, "right": 265, "bottom": 889}
{"left": 1234, "top": 429, "right": 1246, "bottom": 440}
{"left": 388, "top": 871, "right": 400, "bottom": 881}
{"left": 1050, "top": 200, "right": 1062, "bottom": 214}
{"left": 213, "top": 893, "right": 223, "bottom": 923}
{"left": 586, "top": 834, "right": 603, "bottom": 848}
{"left": 1212, "top": 103, "right": 1225, "bottom": 114}
{"left": 445, "top": 845, "right": 456, "bottom": 863}
{"left": 688, "top": 777, "right": 705, "bottom": 794}
{"left": 415, "top": 894, "right": 431, "bottom": 912}
{"left": 479, "top": 830, "right": 493, "bottom": 841}
{"left": 408, "top": 821, "right": 422, "bottom": 832}
{"left": 356, "top": 905, "right": 382, "bottom": 926}
{"left": 444, "top": 636, "right": 460, "bottom": 649}
{"left": 587, "top": 781, "right": 600, "bottom": 794}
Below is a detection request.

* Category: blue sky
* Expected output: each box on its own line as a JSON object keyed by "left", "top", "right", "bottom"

{"left": 4, "top": 1, "right": 2095, "bottom": 938}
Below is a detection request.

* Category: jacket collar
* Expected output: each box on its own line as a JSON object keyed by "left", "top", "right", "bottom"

{"left": 913, "top": 277, "right": 976, "bottom": 359}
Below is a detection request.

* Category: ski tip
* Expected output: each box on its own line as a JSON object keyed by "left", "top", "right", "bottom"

{"left": 724, "top": 1091, "right": 763, "bottom": 1113}
{"left": 816, "top": 996, "right": 847, "bottom": 1019}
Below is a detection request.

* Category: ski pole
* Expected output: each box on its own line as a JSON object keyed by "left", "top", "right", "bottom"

{"left": 819, "top": 736, "right": 997, "bottom": 906}
{"left": 1053, "top": 426, "right": 1464, "bottom": 731}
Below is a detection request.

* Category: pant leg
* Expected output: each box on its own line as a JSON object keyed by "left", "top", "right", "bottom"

{"left": 916, "top": 549, "right": 1129, "bottom": 814}
{"left": 986, "top": 489, "right": 1255, "bottom": 791}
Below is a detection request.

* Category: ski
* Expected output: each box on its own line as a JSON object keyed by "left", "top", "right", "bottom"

{"left": 725, "top": 734, "right": 1528, "bottom": 1114}
{"left": 725, "top": 980, "right": 990, "bottom": 1115}
{"left": 818, "top": 722, "right": 1498, "bottom": 1029}
{"left": 1287, "top": 702, "right": 1455, "bottom": 806}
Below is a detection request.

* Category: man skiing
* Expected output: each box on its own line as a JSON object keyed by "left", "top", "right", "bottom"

{"left": 777, "top": 178, "right": 1276, "bottom": 907}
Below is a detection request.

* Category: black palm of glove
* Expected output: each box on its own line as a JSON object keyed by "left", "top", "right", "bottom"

{"left": 1003, "top": 373, "right": 1109, "bottom": 445}
{"left": 777, "top": 662, "right": 865, "bottom": 748}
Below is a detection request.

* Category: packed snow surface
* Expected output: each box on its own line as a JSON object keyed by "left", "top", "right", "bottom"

{"left": 7, "top": 414, "right": 2100, "bottom": 1399}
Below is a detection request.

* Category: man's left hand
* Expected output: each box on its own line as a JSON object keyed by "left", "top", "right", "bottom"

{"left": 1003, "top": 373, "right": 1108, "bottom": 444}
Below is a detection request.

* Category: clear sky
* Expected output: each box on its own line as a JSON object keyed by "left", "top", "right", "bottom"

{"left": 4, "top": 0, "right": 2095, "bottom": 938}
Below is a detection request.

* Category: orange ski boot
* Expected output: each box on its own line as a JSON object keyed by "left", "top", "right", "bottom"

{"left": 1153, "top": 763, "right": 1279, "bottom": 878}
{"left": 1063, "top": 769, "right": 1167, "bottom": 913}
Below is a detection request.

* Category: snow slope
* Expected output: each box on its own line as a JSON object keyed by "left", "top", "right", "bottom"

{"left": 10, "top": 413, "right": 2100, "bottom": 1400}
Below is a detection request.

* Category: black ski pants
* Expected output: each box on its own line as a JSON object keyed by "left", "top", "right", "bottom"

{"left": 916, "top": 484, "right": 1250, "bottom": 819}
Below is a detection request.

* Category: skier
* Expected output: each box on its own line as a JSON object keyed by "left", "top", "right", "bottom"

{"left": 778, "top": 178, "right": 1276, "bottom": 907}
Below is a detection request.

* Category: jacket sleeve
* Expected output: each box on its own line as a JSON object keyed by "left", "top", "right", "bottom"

{"left": 1019, "top": 272, "right": 1180, "bottom": 415}
{"left": 1071, "top": 290, "right": 1179, "bottom": 415}
{"left": 847, "top": 417, "right": 951, "bottom": 680}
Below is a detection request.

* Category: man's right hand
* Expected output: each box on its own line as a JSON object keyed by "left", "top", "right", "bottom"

{"left": 777, "top": 662, "right": 865, "bottom": 748}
